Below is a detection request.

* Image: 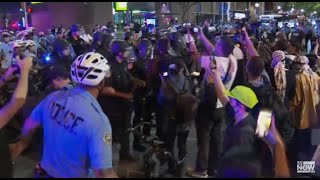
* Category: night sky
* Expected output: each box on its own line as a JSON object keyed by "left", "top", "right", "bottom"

{"left": 0, "top": 2, "right": 21, "bottom": 13}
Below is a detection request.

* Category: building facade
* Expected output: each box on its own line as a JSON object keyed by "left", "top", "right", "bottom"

{"left": 30, "top": 2, "right": 113, "bottom": 32}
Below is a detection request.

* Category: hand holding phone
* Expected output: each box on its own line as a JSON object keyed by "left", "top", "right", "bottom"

{"left": 256, "top": 110, "right": 272, "bottom": 138}
{"left": 193, "top": 27, "right": 199, "bottom": 33}
{"left": 209, "top": 54, "right": 217, "bottom": 70}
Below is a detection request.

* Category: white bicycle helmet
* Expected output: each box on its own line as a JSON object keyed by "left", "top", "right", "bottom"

{"left": 24, "top": 40, "right": 36, "bottom": 47}
{"left": 71, "top": 52, "right": 111, "bottom": 86}
{"left": 101, "top": 26, "right": 107, "bottom": 31}
{"left": 1, "top": 31, "right": 10, "bottom": 37}
{"left": 12, "top": 40, "right": 25, "bottom": 48}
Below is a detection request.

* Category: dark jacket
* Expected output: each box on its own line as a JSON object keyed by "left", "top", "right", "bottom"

{"left": 67, "top": 37, "right": 87, "bottom": 56}
{"left": 244, "top": 82, "right": 295, "bottom": 144}
{"left": 266, "top": 67, "right": 296, "bottom": 108}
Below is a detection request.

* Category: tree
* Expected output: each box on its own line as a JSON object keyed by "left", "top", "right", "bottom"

{"left": 179, "top": 2, "right": 197, "bottom": 22}
{"left": 287, "top": 2, "right": 320, "bottom": 13}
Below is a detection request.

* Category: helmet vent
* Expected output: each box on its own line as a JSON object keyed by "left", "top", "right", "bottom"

{"left": 87, "top": 75, "right": 98, "bottom": 79}
{"left": 86, "top": 55, "right": 91, "bottom": 60}
{"left": 92, "top": 59, "right": 98, "bottom": 64}
{"left": 93, "top": 69, "right": 102, "bottom": 73}
{"left": 77, "top": 66, "right": 88, "bottom": 71}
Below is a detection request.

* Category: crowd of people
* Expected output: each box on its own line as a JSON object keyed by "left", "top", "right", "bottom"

{"left": 0, "top": 18, "right": 320, "bottom": 178}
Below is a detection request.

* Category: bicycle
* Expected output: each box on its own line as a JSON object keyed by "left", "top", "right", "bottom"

{"left": 125, "top": 122, "right": 180, "bottom": 178}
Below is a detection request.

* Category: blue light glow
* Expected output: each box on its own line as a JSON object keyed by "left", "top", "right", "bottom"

{"left": 45, "top": 56, "right": 50, "bottom": 61}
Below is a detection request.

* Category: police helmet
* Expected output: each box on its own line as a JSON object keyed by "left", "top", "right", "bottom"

{"left": 1, "top": 31, "right": 10, "bottom": 37}
{"left": 70, "top": 24, "right": 81, "bottom": 33}
{"left": 110, "top": 40, "right": 130, "bottom": 55}
{"left": 137, "top": 38, "right": 153, "bottom": 59}
{"left": 24, "top": 40, "right": 36, "bottom": 48}
{"left": 12, "top": 40, "right": 25, "bottom": 48}
{"left": 93, "top": 31, "right": 104, "bottom": 42}
{"left": 154, "top": 38, "right": 171, "bottom": 55}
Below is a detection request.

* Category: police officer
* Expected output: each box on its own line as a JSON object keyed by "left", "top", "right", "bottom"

{"left": 124, "top": 31, "right": 134, "bottom": 46}
{"left": 98, "top": 40, "right": 137, "bottom": 161}
{"left": 0, "top": 31, "right": 14, "bottom": 71}
{"left": 67, "top": 24, "right": 87, "bottom": 56}
{"left": 90, "top": 32, "right": 114, "bottom": 59}
{"left": 38, "top": 31, "right": 52, "bottom": 52}
{"left": 130, "top": 38, "right": 154, "bottom": 152}
{"left": 49, "top": 39, "right": 73, "bottom": 69}
{"left": 12, "top": 52, "right": 118, "bottom": 178}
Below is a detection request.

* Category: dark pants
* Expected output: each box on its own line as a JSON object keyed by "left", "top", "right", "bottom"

{"left": 289, "top": 128, "right": 317, "bottom": 160}
{"left": 288, "top": 128, "right": 318, "bottom": 176}
{"left": 195, "top": 106, "right": 225, "bottom": 173}
{"left": 132, "top": 95, "right": 153, "bottom": 145}
{"left": 104, "top": 101, "right": 133, "bottom": 157}
{"left": 156, "top": 103, "right": 190, "bottom": 170}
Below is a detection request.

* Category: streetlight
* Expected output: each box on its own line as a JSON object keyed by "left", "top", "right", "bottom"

{"left": 277, "top": 6, "right": 281, "bottom": 10}
{"left": 255, "top": 3, "right": 259, "bottom": 8}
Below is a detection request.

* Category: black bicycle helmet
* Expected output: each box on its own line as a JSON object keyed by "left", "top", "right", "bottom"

{"left": 70, "top": 24, "right": 81, "bottom": 33}
{"left": 154, "top": 38, "right": 170, "bottom": 55}
{"left": 110, "top": 40, "right": 130, "bottom": 55}
{"left": 137, "top": 38, "right": 153, "bottom": 59}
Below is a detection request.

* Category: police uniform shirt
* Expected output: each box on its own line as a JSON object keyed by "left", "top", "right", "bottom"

{"left": 131, "top": 58, "right": 148, "bottom": 81}
{"left": 106, "top": 59, "right": 133, "bottom": 93}
{"left": 0, "top": 42, "right": 14, "bottom": 69}
{"left": 31, "top": 87, "right": 112, "bottom": 178}
{"left": 67, "top": 37, "right": 87, "bottom": 56}
{"left": 46, "top": 34, "right": 56, "bottom": 45}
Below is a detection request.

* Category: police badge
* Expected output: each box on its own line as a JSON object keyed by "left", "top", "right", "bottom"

{"left": 103, "top": 132, "right": 112, "bottom": 144}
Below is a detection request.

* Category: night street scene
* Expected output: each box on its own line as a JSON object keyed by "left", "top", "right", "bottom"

{"left": 2, "top": 1, "right": 320, "bottom": 178}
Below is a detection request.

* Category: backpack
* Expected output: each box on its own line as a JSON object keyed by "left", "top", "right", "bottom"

{"left": 160, "top": 70, "right": 199, "bottom": 123}
{"left": 165, "top": 75, "right": 199, "bottom": 124}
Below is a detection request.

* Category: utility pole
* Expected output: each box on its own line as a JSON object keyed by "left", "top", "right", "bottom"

{"left": 213, "top": 2, "right": 216, "bottom": 23}
{"left": 21, "top": 2, "right": 28, "bottom": 28}
{"left": 221, "top": 2, "right": 224, "bottom": 23}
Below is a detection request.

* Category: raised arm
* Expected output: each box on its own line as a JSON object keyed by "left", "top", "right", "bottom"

{"left": 243, "top": 27, "right": 259, "bottom": 58}
{"left": 0, "top": 56, "right": 33, "bottom": 129}
{"left": 206, "top": 66, "right": 230, "bottom": 106}
{"left": 198, "top": 27, "right": 215, "bottom": 54}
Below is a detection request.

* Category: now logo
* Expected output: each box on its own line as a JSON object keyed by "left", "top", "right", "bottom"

{"left": 297, "top": 161, "right": 315, "bottom": 173}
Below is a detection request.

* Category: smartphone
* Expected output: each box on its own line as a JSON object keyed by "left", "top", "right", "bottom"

{"left": 193, "top": 27, "right": 199, "bottom": 33}
{"left": 209, "top": 54, "right": 217, "bottom": 70}
{"left": 256, "top": 110, "right": 272, "bottom": 137}
{"left": 12, "top": 57, "right": 17, "bottom": 65}
{"left": 163, "top": 72, "right": 168, "bottom": 77}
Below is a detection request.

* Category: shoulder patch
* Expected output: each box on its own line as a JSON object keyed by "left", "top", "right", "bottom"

{"left": 103, "top": 132, "right": 112, "bottom": 144}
